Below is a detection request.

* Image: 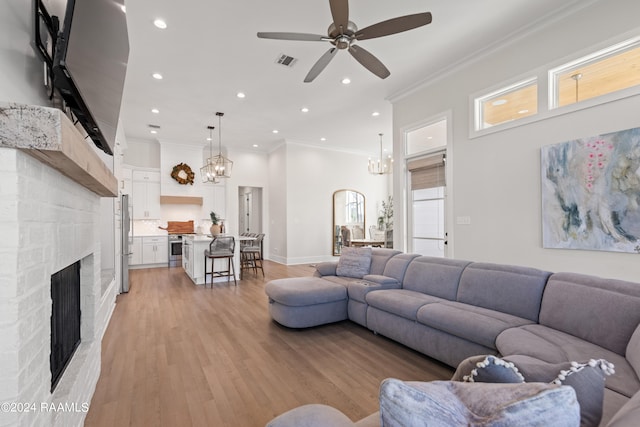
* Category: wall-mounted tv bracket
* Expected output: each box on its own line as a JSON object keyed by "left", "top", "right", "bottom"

{"left": 33, "top": 0, "right": 59, "bottom": 97}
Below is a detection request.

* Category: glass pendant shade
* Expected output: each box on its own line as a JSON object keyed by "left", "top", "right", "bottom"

{"left": 368, "top": 133, "right": 392, "bottom": 175}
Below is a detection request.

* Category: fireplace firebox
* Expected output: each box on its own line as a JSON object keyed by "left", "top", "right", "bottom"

{"left": 50, "top": 261, "right": 82, "bottom": 392}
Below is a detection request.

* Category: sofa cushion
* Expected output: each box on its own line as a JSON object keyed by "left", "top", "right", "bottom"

{"left": 265, "top": 277, "right": 347, "bottom": 306}
{"left": 456, "top": 262, "right": 551, "bottom": 322}
{"left": 416, "top": 301, "right": 533, "bottom": 349}
{"left": 336, "top": 247, "right": 372, "bottom": 278}
{"left": 379, "top": 378, "right": 579, "bottom": 427}
{"left": 539, "top": 272, "right": 640, "bottom": 356}
{"left": 607, "top": 387, "right": 640, "bottom": 427}
{"left": 369, "top": 249, "right": 402, "bottom": 275}
{"left": 322, "top": 275, "right": 357, "bottom": 287}
{"left": 626, "top": 323, "right": 640, "bottom": 380}
{"left": 496, "top": 324, "right": 640, "bottom": 398}
{"left": 365, "top": 289, "right": 443, "bottom": 321}
{"left": 381, "top": 253, "right": 421, "bottom": 283}
{"left": 266, "top": 403, "right": 356, "bottom": 427}
{"left": 401, "top": 256, "right": 472, "bottom": 300}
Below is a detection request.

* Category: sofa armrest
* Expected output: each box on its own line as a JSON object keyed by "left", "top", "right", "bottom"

{"left": 315, "top": 261, "right": 338, "bottom": 277}
{"left": 348, "top": 277, "right": 401, "bottom": 303}
{"left": 362, "top": 274, "right": 401, "bottom": 287}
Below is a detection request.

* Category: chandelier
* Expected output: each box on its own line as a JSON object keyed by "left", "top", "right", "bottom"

{"left": 368, "top": 133, "right": 392, "bottom": 175}
{"left": 201, "top": 112, "right": 233, "bottom": 182}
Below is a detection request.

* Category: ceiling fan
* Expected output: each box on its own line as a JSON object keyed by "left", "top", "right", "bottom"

{"left": 257, "top": 0, "right": 432, "bottom": 82}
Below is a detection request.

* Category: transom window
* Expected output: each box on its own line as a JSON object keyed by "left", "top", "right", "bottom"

{"left": 474, "top": 78, "right": 538, "bottom": 131}
{"left": 550, "top": 37, "right": 640, "bottom": 109}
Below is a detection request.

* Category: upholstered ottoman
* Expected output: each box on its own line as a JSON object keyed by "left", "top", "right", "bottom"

{"left": 265, "top": 277, "right": 349, "bottom": 328}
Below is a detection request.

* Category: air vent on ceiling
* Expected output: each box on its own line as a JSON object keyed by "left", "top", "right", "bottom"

{"left": 275, "top": 53, "right": 297, "bottom": 67}
{"left": 148, "top": 124, "right": 161, "bottom": 129}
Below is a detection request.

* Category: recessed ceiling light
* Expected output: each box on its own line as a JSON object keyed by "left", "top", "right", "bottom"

{"left": 320, "top": 137, "right": 326, "bottom": 141}
{"left": 301, "top": 107, "right": 309, "bottom": 113}
{"left": 152, "top": 73, "right": 163, "bottom": 80}
{"left": 492, "top": 99, "right": 508, "bottom": 106}
{"left": 150, "top": 130, "right": 158, "bottom": 134}
{"left": 236, "top": 92, "right": 246, "bottom": 99}
{"left": 272, "top": 130, "right": 279, "bottom": 134}
{"left": 518, "top": 109, "right": 529, "bottom": 114}
{"left": 341, "top": 77, "right": 351, "bottom": 85}
{"left": 372, "top": 111, "right": 380, "bottom": 117}
{"left": 153, "top": 19, "right": 167, "bottom": 29}
{"left": 427, "top": 136, "right": 433, "bottom": 140}
{"left": 206, "top": 137, "right": 212, "bottom": 141}
{"left": 253, "top": 144, "right": 259, "bottom": 148}
{"left": 151, "top": 108, "right": 159, "bottom": 114}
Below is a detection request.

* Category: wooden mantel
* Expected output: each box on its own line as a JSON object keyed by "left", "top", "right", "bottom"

{"left": 0, "top": 103, "right": 118, "bottom": 197}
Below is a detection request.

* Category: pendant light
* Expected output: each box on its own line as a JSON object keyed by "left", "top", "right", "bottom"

{"left": 201, "top": 112, "right": 233, "bottom": 182}
{"left": 368, "top": 133, "right": 392, "bottom": 175}
{"left": 200, "top": 125, "right": 220, "bottom": 183}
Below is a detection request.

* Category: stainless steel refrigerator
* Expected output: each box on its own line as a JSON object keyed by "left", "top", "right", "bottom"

{"left": 121, "top": 194, "right": 132, "bottom": 293}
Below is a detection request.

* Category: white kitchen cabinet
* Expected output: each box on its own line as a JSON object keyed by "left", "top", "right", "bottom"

{"left": 141, "top": 236, "right": 168, "bottom": 265}
{"left": 129, "top": 237, "right": 143, "bottom": 265}
{"left": 132, "top": 170, "right": 161, "bottom": 219}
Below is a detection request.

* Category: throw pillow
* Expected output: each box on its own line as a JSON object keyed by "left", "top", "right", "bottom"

{"left": 453, "top": 355, "right": 615, "bottom": 427}
{"left": 336, "top": 247, "right": 372, "bottom": 278}
{"left": 452, "top": 355, "right": 525, "bottom": 383}
{"left": 509, "top": 357, "right": 615, "bottom": 427}
{"left": 379, "top": 378, "right": 579, "bottom": 427}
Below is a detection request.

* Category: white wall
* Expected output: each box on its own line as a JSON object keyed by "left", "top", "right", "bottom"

{"left": 284, "top": 143, "right": 390, "bottom": 264}
{"left": 392, "top": 0, "right": 640, "bottom": 281}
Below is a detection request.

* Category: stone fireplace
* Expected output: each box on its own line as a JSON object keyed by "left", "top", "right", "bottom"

{"left": 0, "top": 103, "right": 118, "bottom": 427}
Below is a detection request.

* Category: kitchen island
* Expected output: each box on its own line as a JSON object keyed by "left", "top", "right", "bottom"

{"left": 182, "top": 234, "right": 241, "bottom": 285}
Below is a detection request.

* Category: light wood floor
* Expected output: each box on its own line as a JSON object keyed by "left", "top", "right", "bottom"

{"left": 85, "top": 261, "right": 453, "bottom": 427}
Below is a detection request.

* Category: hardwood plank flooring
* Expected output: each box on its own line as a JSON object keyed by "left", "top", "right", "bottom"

{"left": 85, "top": 262, "right": 453, "bottom": 427}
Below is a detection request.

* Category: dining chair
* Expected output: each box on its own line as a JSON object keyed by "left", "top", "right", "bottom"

{"left": 240, "top": 233, "right": 265, "bottom": 278}
{"left": 204, "top": 235, "right": 236, "bottom": 286}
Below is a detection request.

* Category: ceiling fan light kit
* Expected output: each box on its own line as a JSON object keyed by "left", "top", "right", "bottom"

{"left": 257, "top": 0, "right": 432, "bottom": 82}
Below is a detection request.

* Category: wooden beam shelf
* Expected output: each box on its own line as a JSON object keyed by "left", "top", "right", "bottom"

{"left": 160, "top": 195, "right": 203, "bottom": 205}
{"left": 0, "top": 103, "right": 118, "bottom": 197}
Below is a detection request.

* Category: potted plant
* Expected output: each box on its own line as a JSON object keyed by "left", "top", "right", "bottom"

{"left": 380, "top": 196, "right": 393, "bottom": 230}
{"left": 210, "top": 211, "right": 222, "bottom": 235}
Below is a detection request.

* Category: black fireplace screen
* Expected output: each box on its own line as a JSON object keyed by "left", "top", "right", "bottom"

{"left": 50, "top": 261, "right": 81, "bottom": 392}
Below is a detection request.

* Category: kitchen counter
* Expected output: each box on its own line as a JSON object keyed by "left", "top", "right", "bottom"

{"left": 182, "top": 234, "right": 240, "bottom": 285}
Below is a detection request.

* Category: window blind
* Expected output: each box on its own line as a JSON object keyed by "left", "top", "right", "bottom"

{"left": 407, "top": 153, "right": 445, "bottom": 190}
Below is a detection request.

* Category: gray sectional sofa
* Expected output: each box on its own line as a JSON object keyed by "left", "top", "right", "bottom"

{"left": 264, "top": 248, "right": 640, "bottom": 426}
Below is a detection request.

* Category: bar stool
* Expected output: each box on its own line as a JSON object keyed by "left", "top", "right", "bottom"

{"left": 240, "top": 233, "right": 264, "bottom": 278}
{"left": 204, "top": 236, "right": 236, "bottom": 286}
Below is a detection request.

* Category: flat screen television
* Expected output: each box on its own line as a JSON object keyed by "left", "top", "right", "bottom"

{"left": 34, "top": 0, "right": 129, "bottom": 155}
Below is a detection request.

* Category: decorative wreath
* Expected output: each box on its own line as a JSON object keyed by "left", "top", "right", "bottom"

{"left": 171, "top": 163, "right": 195, "bottom": 185}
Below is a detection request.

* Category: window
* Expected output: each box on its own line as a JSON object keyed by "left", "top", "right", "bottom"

{"left": 406, "top": 119, "right": 447, "bottom": 155}
{"left": 474, "top": 78, "right": 538, "bottom": 131}
{"left": 550, "top": 37, "right": 640, "bottom": 109}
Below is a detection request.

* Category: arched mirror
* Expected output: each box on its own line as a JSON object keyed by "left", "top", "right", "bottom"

{"left": 333, "top": 189, "right": 365, "bottom": 255}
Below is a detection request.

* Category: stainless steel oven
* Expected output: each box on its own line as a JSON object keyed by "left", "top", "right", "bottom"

{"left": 168, "top": 234, "right": 183, "bottom": 267}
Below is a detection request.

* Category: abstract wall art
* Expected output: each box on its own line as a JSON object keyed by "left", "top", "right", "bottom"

{"left": 541, "top": 127, "right": 640, "bottom": 253}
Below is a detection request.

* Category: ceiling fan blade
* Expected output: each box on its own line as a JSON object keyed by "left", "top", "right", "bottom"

{"left": 304, "top": 48, "right": 338, "bottom": 83}
{"left": 354, "top": 12, "right": 432, "bottom": 41}
{"left": 257, "top": 32, "right": 328, "bottom": 42}
{"left": 329, "top": 0, "right": 349, "bottom": 33}
{"left": 348, "top": 45, "right": 390, "bottom": 79}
